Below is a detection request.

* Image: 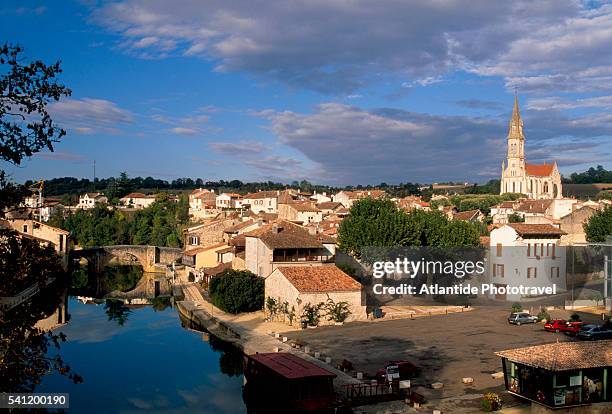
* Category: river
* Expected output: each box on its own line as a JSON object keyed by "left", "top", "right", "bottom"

{"left": 34, "top": 266, "right": 248, "bottom": 413}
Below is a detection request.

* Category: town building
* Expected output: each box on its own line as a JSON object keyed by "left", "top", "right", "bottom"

{"left": 333, "top": 190, "right": 386, "bottom": 208}
{"left": 452, "top": 209, "right": 485, "bottom": 223}
{"left": 496, "top": 341, "right": 612, "bottom": 410}
{"left": 189, "top": 188, "right": 216, "bottom": 213}
{"left": 396, "top": 196, "right": 431, "bottom": 212}
{"left": 119, "top": 192, "right": 157, "bottom": 209}
{"left": 243, "top": 190, "right": 281, "bottom": 214}
{"left": 265, "top": 265, "right": 366, "bottom": 324}
{"left": 316, "top": 201, "right": 343, "bottom": 216}
{"left": 78, "top": 192, "right": 108, "bottom": 209}
{"left": 215, "top": 193, "right": 243, "bottom": 210}
{"left": 244, "top": 221, "right": 336, "bottom": 277}
{"left": 183, "top": 216, "right": 241, "bottom": 251}
{"left": 500, "top": 96, "right": 562, "bottom": 199}
{"left": 489, "top": 223, "right": 566, "bottom": 301}
{"left": 310, "top": 191, "right": 332, "bottom": 204}
{"left": 559, "top": 206, "right": 598, "bottom": 244}
{"left": 6, "top": 218, "right": 71, "bottom": 268}
{"left": 278, "top": 201, "right": 323, "bottom": 225}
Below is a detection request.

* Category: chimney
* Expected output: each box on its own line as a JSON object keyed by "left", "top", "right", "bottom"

{"left": 272, "top": 224, "right": 281, "bottom": 233}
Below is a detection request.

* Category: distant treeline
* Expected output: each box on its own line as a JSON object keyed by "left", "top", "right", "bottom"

{"left": 25, "top": 173, "right": 423, "bottom": 199}
{"left": 564, "top": 165, "right": 612, "bottom": 184}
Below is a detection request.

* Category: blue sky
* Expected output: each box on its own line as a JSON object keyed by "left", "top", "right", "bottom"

{"left": 2, "top": 0, "right": 611, "bottom": 185}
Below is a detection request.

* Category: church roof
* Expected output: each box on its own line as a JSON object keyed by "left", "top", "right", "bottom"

{"left": 525, "top": 163, "right": 554, "bottom": 177}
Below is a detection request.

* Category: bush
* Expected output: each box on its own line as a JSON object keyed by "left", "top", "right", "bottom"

{"left": 209, "top": 270, "right": 264, "bottom": 314}
{"left": 537, "top": 308, "right": 551, "bottom": 322}
{"left": 482, "top": 392, "right": 502, "bottom": 412}
{"left": 301, "top": 303, "right": 323, "bottom": 326}
{"left": 570, "top": 313, "right": 581, "bottom": 322}
{"left": 511, "top": 303, "right": 523, "bottom": 312}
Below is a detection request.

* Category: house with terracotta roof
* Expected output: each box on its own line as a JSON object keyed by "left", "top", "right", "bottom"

{"left": 120, "top": 192, "right": 157, "bottom": 209}
{"left": 333, "top": 189, "right": 386, "bottom": 208}
{"left": 559, "top": 206, "right": 598, "bottom": 244}
{"left": 243, "top": 190, "right": 282, "bottom": 214}
{"left": 183, "top": 215, "right": 241, "bottom": 251}
{"left": 500, "top": 95, "right": 563, "bottom": 199}
{"left": 244, "top": 221, "right": 336, "bottom": 277}
{"left": 396, "top": 196, "right": 431, "bottom": 212}
{"left": 489, "top": 223, "right": 566, "bottom": 301}
{"left": 278, "top": 201, "right": 322, "bottom": 225}
{"left": 265, "top": 265, "right": 366, "bottom": 324}
{"left": 496, "top": 340, "right": 612, "bottom": 409}
{"left": 189, "top": 188, "right": 216, "bottom": 212}
{"left": 310, "top": 191, "right": 332, "bottom": 204}
{"left": 215, "top": 192, "right": 243, "bottom": 209}
{"left": 452, "top": 209, "right": 484, "bottom": 223}
{"left": 78, "top": 192, "right": 108, "bottom": 209}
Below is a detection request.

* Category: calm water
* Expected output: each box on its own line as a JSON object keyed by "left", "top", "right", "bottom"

{"left": 37, "top": 287, "right": 247, "bottom": 413}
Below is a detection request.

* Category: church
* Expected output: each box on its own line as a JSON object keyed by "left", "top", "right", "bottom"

{"left": 500, "top": 96, "right": 562, "bottom": 199}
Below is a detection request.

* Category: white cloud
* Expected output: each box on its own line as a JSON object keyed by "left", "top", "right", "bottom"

{"left": 256, "top": 102, "right": 611, "bottom": 184}
{"left": 91, "top": 0, "right": 591, "bottom": 94}
{"left": 50, "top": 97, "right": 133, "bottom": 135}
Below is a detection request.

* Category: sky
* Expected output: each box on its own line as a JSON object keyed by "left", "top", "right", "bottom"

{"left": 1, "top": 0, "right": 612, "bottom": 186}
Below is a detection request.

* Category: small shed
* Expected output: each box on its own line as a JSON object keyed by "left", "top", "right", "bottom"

{"left": 243, "top": 352, "right": 336, "bottom": 411}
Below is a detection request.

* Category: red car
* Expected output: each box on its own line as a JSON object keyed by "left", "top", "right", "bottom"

{"left": 544, "top": 319, "right": 567, "bottom": 332}
{"left": 560, "top": 321, "right": 584, "bottom": 336}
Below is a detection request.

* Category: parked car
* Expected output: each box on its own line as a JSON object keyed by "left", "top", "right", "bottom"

{"left": 560, "top": 321, "right": 584, "bottom": 336}
{"left": 577, "top": 324, "right": 612, "bottom": 340}
{"left": 544, "top": 319, "right": 567, "bottom": 333}
{"left": 508, "top": 312, "right": 538, "bottom": 325}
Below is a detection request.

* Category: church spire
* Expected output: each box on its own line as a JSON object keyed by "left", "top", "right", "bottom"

{"left": 508, "top": 92, "right": 524, "bottom": 140}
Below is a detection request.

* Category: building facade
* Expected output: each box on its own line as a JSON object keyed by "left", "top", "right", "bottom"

{"left": 500, "top": 96, "right": 562, "bottom": 199}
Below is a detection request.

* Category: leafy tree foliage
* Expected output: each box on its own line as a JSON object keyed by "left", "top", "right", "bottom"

{"left": 338, "top": 198, "right": 481, "bottom": 259}
{"left": 51, "top": 197, "right": 188, "bottom": 247}
{"left": 568, "top": 165, "right": 612, "bottom": 184}
{"left": 584, "top": 206, "right": 612, "bottom": 243}
{"left": 0, "top": 44, "right": 81, "bottom": 392}
{"left": 449, "top": 193, "right": 521, "bottom": 214}
{"left": 209, "top": 270, "right": 264, "bottom": 314}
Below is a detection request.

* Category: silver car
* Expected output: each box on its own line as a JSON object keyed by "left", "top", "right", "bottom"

{"left": 508, "top": 312, "right": 538, "bottom": 325}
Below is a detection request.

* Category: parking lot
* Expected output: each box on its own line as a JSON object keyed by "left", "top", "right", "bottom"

{"left": 284, "top": 306, "right": 604, "bottom": 410}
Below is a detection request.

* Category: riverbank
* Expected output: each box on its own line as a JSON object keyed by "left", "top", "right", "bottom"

{"left": 175, "top": 282, "right": 362, "bottom": 391}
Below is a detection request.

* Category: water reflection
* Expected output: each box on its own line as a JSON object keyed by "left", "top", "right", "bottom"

{"left": 17, "top": 265, "right": 249, "bottom": 413}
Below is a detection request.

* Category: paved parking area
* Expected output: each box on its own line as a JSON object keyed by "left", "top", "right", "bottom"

{"left": 284, "top": 307, "right": 601, "bottom": 410}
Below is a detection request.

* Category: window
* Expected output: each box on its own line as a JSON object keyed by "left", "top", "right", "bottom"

{"left": 527, "top": 243, "right": 531, "bottom": 257}
{"left": 552, "top": 244, "right": 556, "bottom": 259}
{"left": 23, "top": 225, "right": 28, "bottom": 232}
{"left": 496, "top": 243, "right": 503, "bottom": 257}
{"left": 189, "top": 236, "right": 199, "bottom": 246}
{"left": 494, "top": 264, "right": 504, "bottom": 278}
{"left": 551, "top": 267, "right": 560, "bottom": 278}
{"left": 527, "top": 267, "right": 537, "bottom": 278}
{"left": 533, "top": 243, "right": 540, "bottom": 257}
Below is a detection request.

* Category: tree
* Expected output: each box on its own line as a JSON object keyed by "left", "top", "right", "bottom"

{"left": 584, "top": 206, "right": 612, "bottom": 243}
{"left": 0, "top": 44, "right": 79, "bottom": 392}
{"left": 209, "top": 270, "right": 264, "bottom": 314}
{"left": 1, "top": 44, "right": 71, "bottom": 212}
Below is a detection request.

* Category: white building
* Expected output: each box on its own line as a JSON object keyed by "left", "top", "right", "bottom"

{"left": 189, "top": 188, "right": 216, "bottom": 211}
{"left": 333, "top": 190, "right": 386, "bottom": 208}
{"left": 243, "top": 191, "right": 280, "bottom": 214}
{"left": 310, "top": 191, "right": 332, "bottom": 204}
{"left": 489, "top": 223, "right": 566, "bottom": 301}
{"left": 78, "top": 193, "right": 108, "bottom": 209}
{"left": 265, "top": 265, "right": 366, "bottom": 324}
{"left": 244, "top": 221, "right": 336, "bottom": 277}
{"left": 278, "top": 202, "right": 323, "bottom": 225}
{"left": 120, "top": 192, "right": 157, "bottom": 209}
{"left": 215, "top": 193, "right": 243, "bottom": 209}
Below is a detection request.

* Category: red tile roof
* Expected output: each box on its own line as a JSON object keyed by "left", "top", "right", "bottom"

{"left": 247, "top": 352, "right": 336, "bottom": 379}
{"left": 243, "top": 221, "right": 330, "bottom": 249}
{"left": 525, "top": 163, "right": 554, "bottom": 177}
{"left": 453, "top": 209, "right": 482, "bottom": 221}
{"left": 516, "top": 199, "right": 553, "bottom": 214}
{"left": 496, "top": 340, "right": 612, "bottom": 371}
{"left": 276, "top": 265, "right": 361, "bottom": 293}
{"left": 508, "top": 223, "right": 566, "bottom": 237}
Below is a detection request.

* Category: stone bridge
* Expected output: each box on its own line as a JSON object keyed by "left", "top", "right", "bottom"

{"left": 70, "top": 245, "right": 183, "bottom": 273}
